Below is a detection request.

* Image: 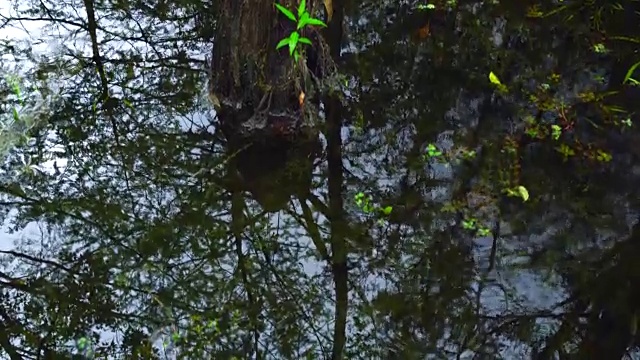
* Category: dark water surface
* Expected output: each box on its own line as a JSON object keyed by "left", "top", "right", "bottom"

{"left": 1, "top": 0, "right": 639, "bottom": 359}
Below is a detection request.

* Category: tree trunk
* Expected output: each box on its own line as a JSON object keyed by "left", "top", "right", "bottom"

{"left": 209, "top": 0, "right": 327, "bottom": 211}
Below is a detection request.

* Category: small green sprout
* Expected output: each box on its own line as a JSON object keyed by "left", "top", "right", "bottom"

{"left": 551, "top": 124, "right": 562, "bottom": 140}
{"left": 556, "top": 143, "right": 575, "bottom": 160}
{"left": 461, "top": 217, "right": 492, "bottom": 236}
{"left": 354, "top": 192, "right": 374, "bottom": 213}
{"left": 489, "top": 71, "right": 501, "bottom": 85}
{"left": 505, "top": 185, "right": 530, "bottom": 202}
{"left": 526, "top": 126, "right": 540, "bottom": 138}
{"left": 477, "top": 227, "right": 491, "bottom": 237}
{"left": 355, "top": 192, "right": 393, "bottom": 217}
{"left": 275, "top": 0, "right": 327, "bottom": 62}
{"left": 488, "top": 71, "right": 508, "bottom": 93}
{"left": 462, "top": 218, "right": 476, "bottom": 230}
{"left": 417, "top": 3, "right": 436, "bottom": 10}
{"left": 592, "top": 43, "right": 608, "bottom": 54}
{"left": 517, "top": 185, "right": 529, "bottom": 201}
{"left": 425, "top": 143, "right": 443, "bottom": 158}
{"left": 595, "top": 149, "right": 612, "bottom": 162}
{"left": 75, "top": 336, "right": 94, "bottom": 358}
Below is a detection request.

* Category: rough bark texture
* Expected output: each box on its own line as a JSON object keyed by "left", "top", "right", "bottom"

{"left": 209, "top": 0, "right": 332, "bottom": 211}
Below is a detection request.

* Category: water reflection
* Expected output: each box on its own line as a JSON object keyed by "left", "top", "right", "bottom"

{"left": 0, "top": 0, "right": 639, "bottom": 359}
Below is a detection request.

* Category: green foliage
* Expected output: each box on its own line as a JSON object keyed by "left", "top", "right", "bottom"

{"left": 75, "top": 337, "right": 95, "bottom": 358}
{"left": 275, "top": 0, "right": 327, "bottom": 62}
{"left": 354, "top": 192, "right": 393, "bottom": 218}
{"left": 424, "top": 143, "right": 443, "bottom": 158}
{"left": 488, "top": 71, "right": 508, "bottom": 93}
{"left": 1, "top": 0, "right": 640, "bottom": 359}
{"left": 416, "top": 3, "right": 436, "bottom": 10}
{"left": 0, "top": 72, "right": 35, "bottom": 160}
{"left": 461, "top": 217, "right": 491, "bottom": 237}
{"left": 460, "top": 149, "right": 476, "bottom": 160}
{"left": 505, "top": 185, "right": 530, "bottom": 202}
{"left": 556, "top": 143, "right": 575, "bottom": 160}
{"left": 551, "top": 124, "right": 562, "bottom": 140}
{"left": 623, "top": 59, "right": 640, "bottom": 85}
{"left": 592, "top": 43, "right": 608, "bottom": 53}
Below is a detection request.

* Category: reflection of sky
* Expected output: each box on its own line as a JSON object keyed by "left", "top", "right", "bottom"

{"left": 0, "top": 2, "right": 626, "bottom": 358}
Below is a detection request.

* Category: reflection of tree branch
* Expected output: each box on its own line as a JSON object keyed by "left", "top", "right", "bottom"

{"left": 533, "top": 320, "right": 575, "bottom": 360}
{"left": 0, "top": 180, "right": 148, "bottom": 259}
{"left": 487, "top": 219, "right": 499, "bottom": 273}
{"left": 0, "top": 250, "right": 73, "bottom": 274}
{"left": 326, "top": 93, "right": 348, "bottom": 360}
{"left": 295, "top": 199, "right": 330, "bottom": 262}
{"left": 82, "top": 0, "right": 138, "bottom": 211}
{"left": 0, "top": 306, "right": 69, "bottom": 359}
{"left": 324, "top": 0, "right": 348, "bottom": 356}
{"left": 0, "top": 326, "right": 21, "bottom": 360}
{"left": 82, "top": 0, "right": 119, "bottom": 141}
{"left": 451, "top": 97, "right": 494, "bottom": 222}
{"left": 253, "top": 245, "right": 332, "bottom": 358}
{"left": 308, "top": 193, "right": 330, "bottom": 215}
{"left": 231, "top": 189, "right": 261, "bottom": 359}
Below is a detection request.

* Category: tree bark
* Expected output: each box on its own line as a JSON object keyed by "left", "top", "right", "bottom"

{"left": 209, "top": 0, "right": 325, "bottom": 212}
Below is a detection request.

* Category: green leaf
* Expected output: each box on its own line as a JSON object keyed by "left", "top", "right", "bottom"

{"left": 382, "top": 206, "right": 393, "bottom": 215}
{"left": 298, "top": 12, "right": 310, "bottom": 29}
{"left": 489, "top": 71, "right": 501, "bottom": 85}
{"left": 418, "top": 3, "right": 436, "bottom": 10}
{"left": 462, "top": 219, "right": 476, "bottom": 230}
{"left": 517, "top": 185, "right": 529, "bottom": 201}
{"left": 276, "top": 37, "right": 290, "bottom": 50}
{"left": 298, "top": 0, "right": 306, "bottom": 18}
{"left": 551, "top": 124, "right": 561, "bottom": 140}
{"left": 298, "top": 36, "right": 312, "bottom": 45}
{"left": 305, "top": 17, "right": 327, "bottom": 27}
{"left": 294, "top": 50, "right": 300, "bottom": 62}
{"left": 288, "top": 32, "right": 300, "bottom": 55}
{"left": 623, "top": 60, "right": 640, "bottom": 84}
{"left": 275, "top": 3, "right": 296, "bottom": 22}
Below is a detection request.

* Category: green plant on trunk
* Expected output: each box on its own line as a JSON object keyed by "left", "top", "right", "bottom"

{"left": 274, "top": 0, "right": 327, "bottom": 62}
